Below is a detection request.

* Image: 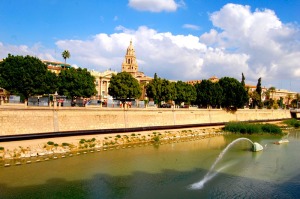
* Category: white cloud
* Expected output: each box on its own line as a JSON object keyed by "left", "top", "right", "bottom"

{"left": 128, "top": 0, "right": 180, "bottom": 12}
{"left": 0, "top": 42, "right": 56, "bottom": 61}
{"left": 201, "top": 3, "right": 300, "bottom": 90}
{"left": 1, "top": 3, "right": 299, "bottom": 92}
{"left": 182, "top": 24, "right": 200, "bottom": 30}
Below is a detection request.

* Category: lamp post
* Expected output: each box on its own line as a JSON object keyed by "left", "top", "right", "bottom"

{"left": 53, "top": 91, "right": 58, "bottom": 109}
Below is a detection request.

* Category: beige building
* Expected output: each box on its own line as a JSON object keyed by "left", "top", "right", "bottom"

{"left": 270, "top": 89, "right": 297, "bottom": 105}
{"left": 186, "top": 76, "right": 219, "bottom": 85}
{"left": 43, "top": 60, "right": 71, "bottom": 75}
{"left": 90, "top": 69, "right": 117, "bottom": 101}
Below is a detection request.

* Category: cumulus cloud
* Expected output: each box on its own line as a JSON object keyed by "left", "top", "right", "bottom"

{"left": 0, "top": 42, "right": 56, "bottom": 61}
{"left": 201, "top": 3, "right": 300, "bottom": 90}
{"left": 128, "top": 0, "right": 180, "bottom": 12}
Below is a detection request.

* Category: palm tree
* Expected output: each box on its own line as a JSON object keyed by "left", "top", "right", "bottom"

{"left": 62, "top": 50, "right": 71, "bottom": 64}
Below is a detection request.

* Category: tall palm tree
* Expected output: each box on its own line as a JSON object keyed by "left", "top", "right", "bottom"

{"left": 62, "top": 50, "right": 70, "bottom": 64}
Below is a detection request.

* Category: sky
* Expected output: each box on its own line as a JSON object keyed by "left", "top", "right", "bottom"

{"left": 0, "top": 0, "right": 299, "bottom": 92}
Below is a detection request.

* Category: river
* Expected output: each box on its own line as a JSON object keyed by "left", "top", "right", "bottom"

{"left": 0, "top": 130, "right": 300, "bottom": 198}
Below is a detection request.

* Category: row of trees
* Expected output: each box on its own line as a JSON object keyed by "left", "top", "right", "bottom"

{"left": 2, "top": 54, "right": 296, "bottom": 109}
{"left": 0, "top": 54, "right": 96, "bottom": 101}
{"left": 108, "top": 72, "right": 249, "bottom": 109}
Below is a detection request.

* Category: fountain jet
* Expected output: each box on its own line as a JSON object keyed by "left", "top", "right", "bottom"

{"left": 189, "top": 137, "right": 263, "bottom": 190}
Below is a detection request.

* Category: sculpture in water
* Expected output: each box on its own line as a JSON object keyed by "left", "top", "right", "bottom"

{"left": 252, "top": 142, "right": 263, "bottom": 152}
{"left": 189, "top": 137, "right": 263, "bottom": 190}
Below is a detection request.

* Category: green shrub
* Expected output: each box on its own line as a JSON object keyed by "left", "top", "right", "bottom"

{"left": 62, "top": 143, "right": 70, "bottom": 147}
{"left": 89, "top": 144, "right": 95, "bottom": 148}
{"left": 224, "top": 122, "right": 282, "bottom": 135}
{"left": 152, "top": 136, "right": 160, "bottom": 143}
{"left": 283, "top": 119, "right": 300, "bottom": 128}
{"left": 116, "top": 135, "right": 121, "bottom": 138}
{"left": 261, "top": 123, "right": 282, "bottom": 134}
{"left": 0, "top": 147, "right": 4, "bottom": 150}
{"left": 47, "top": 141, "right": 54, "bottom": 145}
{"left": 79, "top": 140, "right": 85, "bottom": 144}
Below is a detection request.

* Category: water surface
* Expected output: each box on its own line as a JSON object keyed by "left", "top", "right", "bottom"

{"left": 1, "top": 131, "right": 300, "bottom": 198}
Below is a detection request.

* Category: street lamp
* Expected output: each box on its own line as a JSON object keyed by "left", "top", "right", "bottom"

{"left": 54, "top": 91, "right": 58, "bottom": 108}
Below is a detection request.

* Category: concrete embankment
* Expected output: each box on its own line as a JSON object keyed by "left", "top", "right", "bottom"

{"left": 0, "top": 106, "right": 291, "bottom": 137}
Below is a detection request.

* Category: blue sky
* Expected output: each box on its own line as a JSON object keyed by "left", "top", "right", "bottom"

{"left": 0, "top": 0, "right": 300, "bottom": 92}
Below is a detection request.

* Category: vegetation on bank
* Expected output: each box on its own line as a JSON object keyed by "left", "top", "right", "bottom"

{"left": 223, "top": 122, "right": 283, "bottom": 135}
{"left": 0, "top": 54, "right": 96, "bottom": 101}
{"left": 283, "top": 119, "right": 300, "bottom": 128}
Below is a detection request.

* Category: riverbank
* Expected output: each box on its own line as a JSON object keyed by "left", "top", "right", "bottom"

{"left": 0, "top": 126, "right": 223, "bottom": 166}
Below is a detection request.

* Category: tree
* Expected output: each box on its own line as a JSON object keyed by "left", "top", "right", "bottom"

{"left": 108, "top": 72, "right": 141, "bottom": 104}
{"left": 174, "top": 81, "right": 196, "bottom": 105}
{"left": 218, "top": 77, "right": 248, "bottom": 109}
{"left": 255, "top": 77, "right": 262, "bottom": 100}
{"left": 249, "top": 91, "right": 260, "bottom": 108}
{"left": 286, "top": 93, "right": 292, "bottom": 108}
{"left": 43, "top": 70, "right": 58, "bottom": 95}
{"left": 146, "top": 73, "right": 161, "bottom": 105}
{"left": 146, "top": 73, "right": 175, "bottom": 107}
{"left": 0, "top": 54, "right": 56, "bottom": 100}
{"left": 268, "top": 87, "right": 276, "bottom": 99}
{"left": 241, "top": 73, "right": 245, "bottom": 87}
{"left": 161, "top": 79, "right": 176, "bottom": 104}
{"left": 58, "top": 67, "right": 96, "bottom": 99}
{"left": 195, "top": 80, "right": 223, "bottom": 108}
{"left": 62, "top": 50, "right": 70, "bottom": 64}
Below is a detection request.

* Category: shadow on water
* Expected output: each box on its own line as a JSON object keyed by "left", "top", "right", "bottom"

{"left": 0, "top": 168, "right": 300, "bottom": 199}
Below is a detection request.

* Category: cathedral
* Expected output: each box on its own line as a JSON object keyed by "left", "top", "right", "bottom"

{"left": 121, "top": 40, "right": 152, "bottom": 100}
{"left": 91, "top": 40, "right": 152, "bottom": 101}
{"left": 121, "top": 40, "right": 152, "bottom": 83}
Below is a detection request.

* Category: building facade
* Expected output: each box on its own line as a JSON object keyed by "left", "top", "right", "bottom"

{"left": 89, "top": 69, "right": 117, "bottom": 101}
{"left": 43, "top": 60, "right": 71, "bottom": 75}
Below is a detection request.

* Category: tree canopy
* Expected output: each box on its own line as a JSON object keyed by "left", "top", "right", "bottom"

{"left": 58, "top": 67, "right": 96, "bottom": 99}
{"left": 218, "top": 77, "right": 248, "bottom": 109}
{"left": 241, "top": 73, "right": 245, "bottom": 87}
{"left": 195, "top": 80, "right": 223, "bottom": 108}
{"left": 0, "top": 54, "right": 57, "bottom": 99}
{"left": 146, "top": 73, "right": 176, "bottom": 106}
{"left": 174, "top": 81, "right": 196, "bottom": 105}
{"left": 256, "top": 77, "right": 262, "bottom": 100}
{"left": 108, "top": 72, "right": 141, "bottom": 102}
{"left": 62, "top": 50, "right": 70, "bottom": 63}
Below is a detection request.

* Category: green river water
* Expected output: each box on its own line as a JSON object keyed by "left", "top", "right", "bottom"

{"left": 0, "top": 130, "right": 300, "bottom": 199}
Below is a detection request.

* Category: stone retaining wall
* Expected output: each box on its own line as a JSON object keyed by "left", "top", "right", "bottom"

{"left": 0, "top": 106, "right": 291, "bottom": 135}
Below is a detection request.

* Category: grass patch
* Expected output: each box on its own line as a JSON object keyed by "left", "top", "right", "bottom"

{"left": 152, "top": 135, "right": 160, "bottom": 143}
{"left": 283, "top": 119, "right": 300, "bottom": 128}
{"left": 224, "top": 122, "right": 282, "bottom": 135}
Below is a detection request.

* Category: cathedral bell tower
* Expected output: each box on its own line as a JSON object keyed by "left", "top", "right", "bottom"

{"left": 121, "top": 40, "right": 138, "bottom": 75}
